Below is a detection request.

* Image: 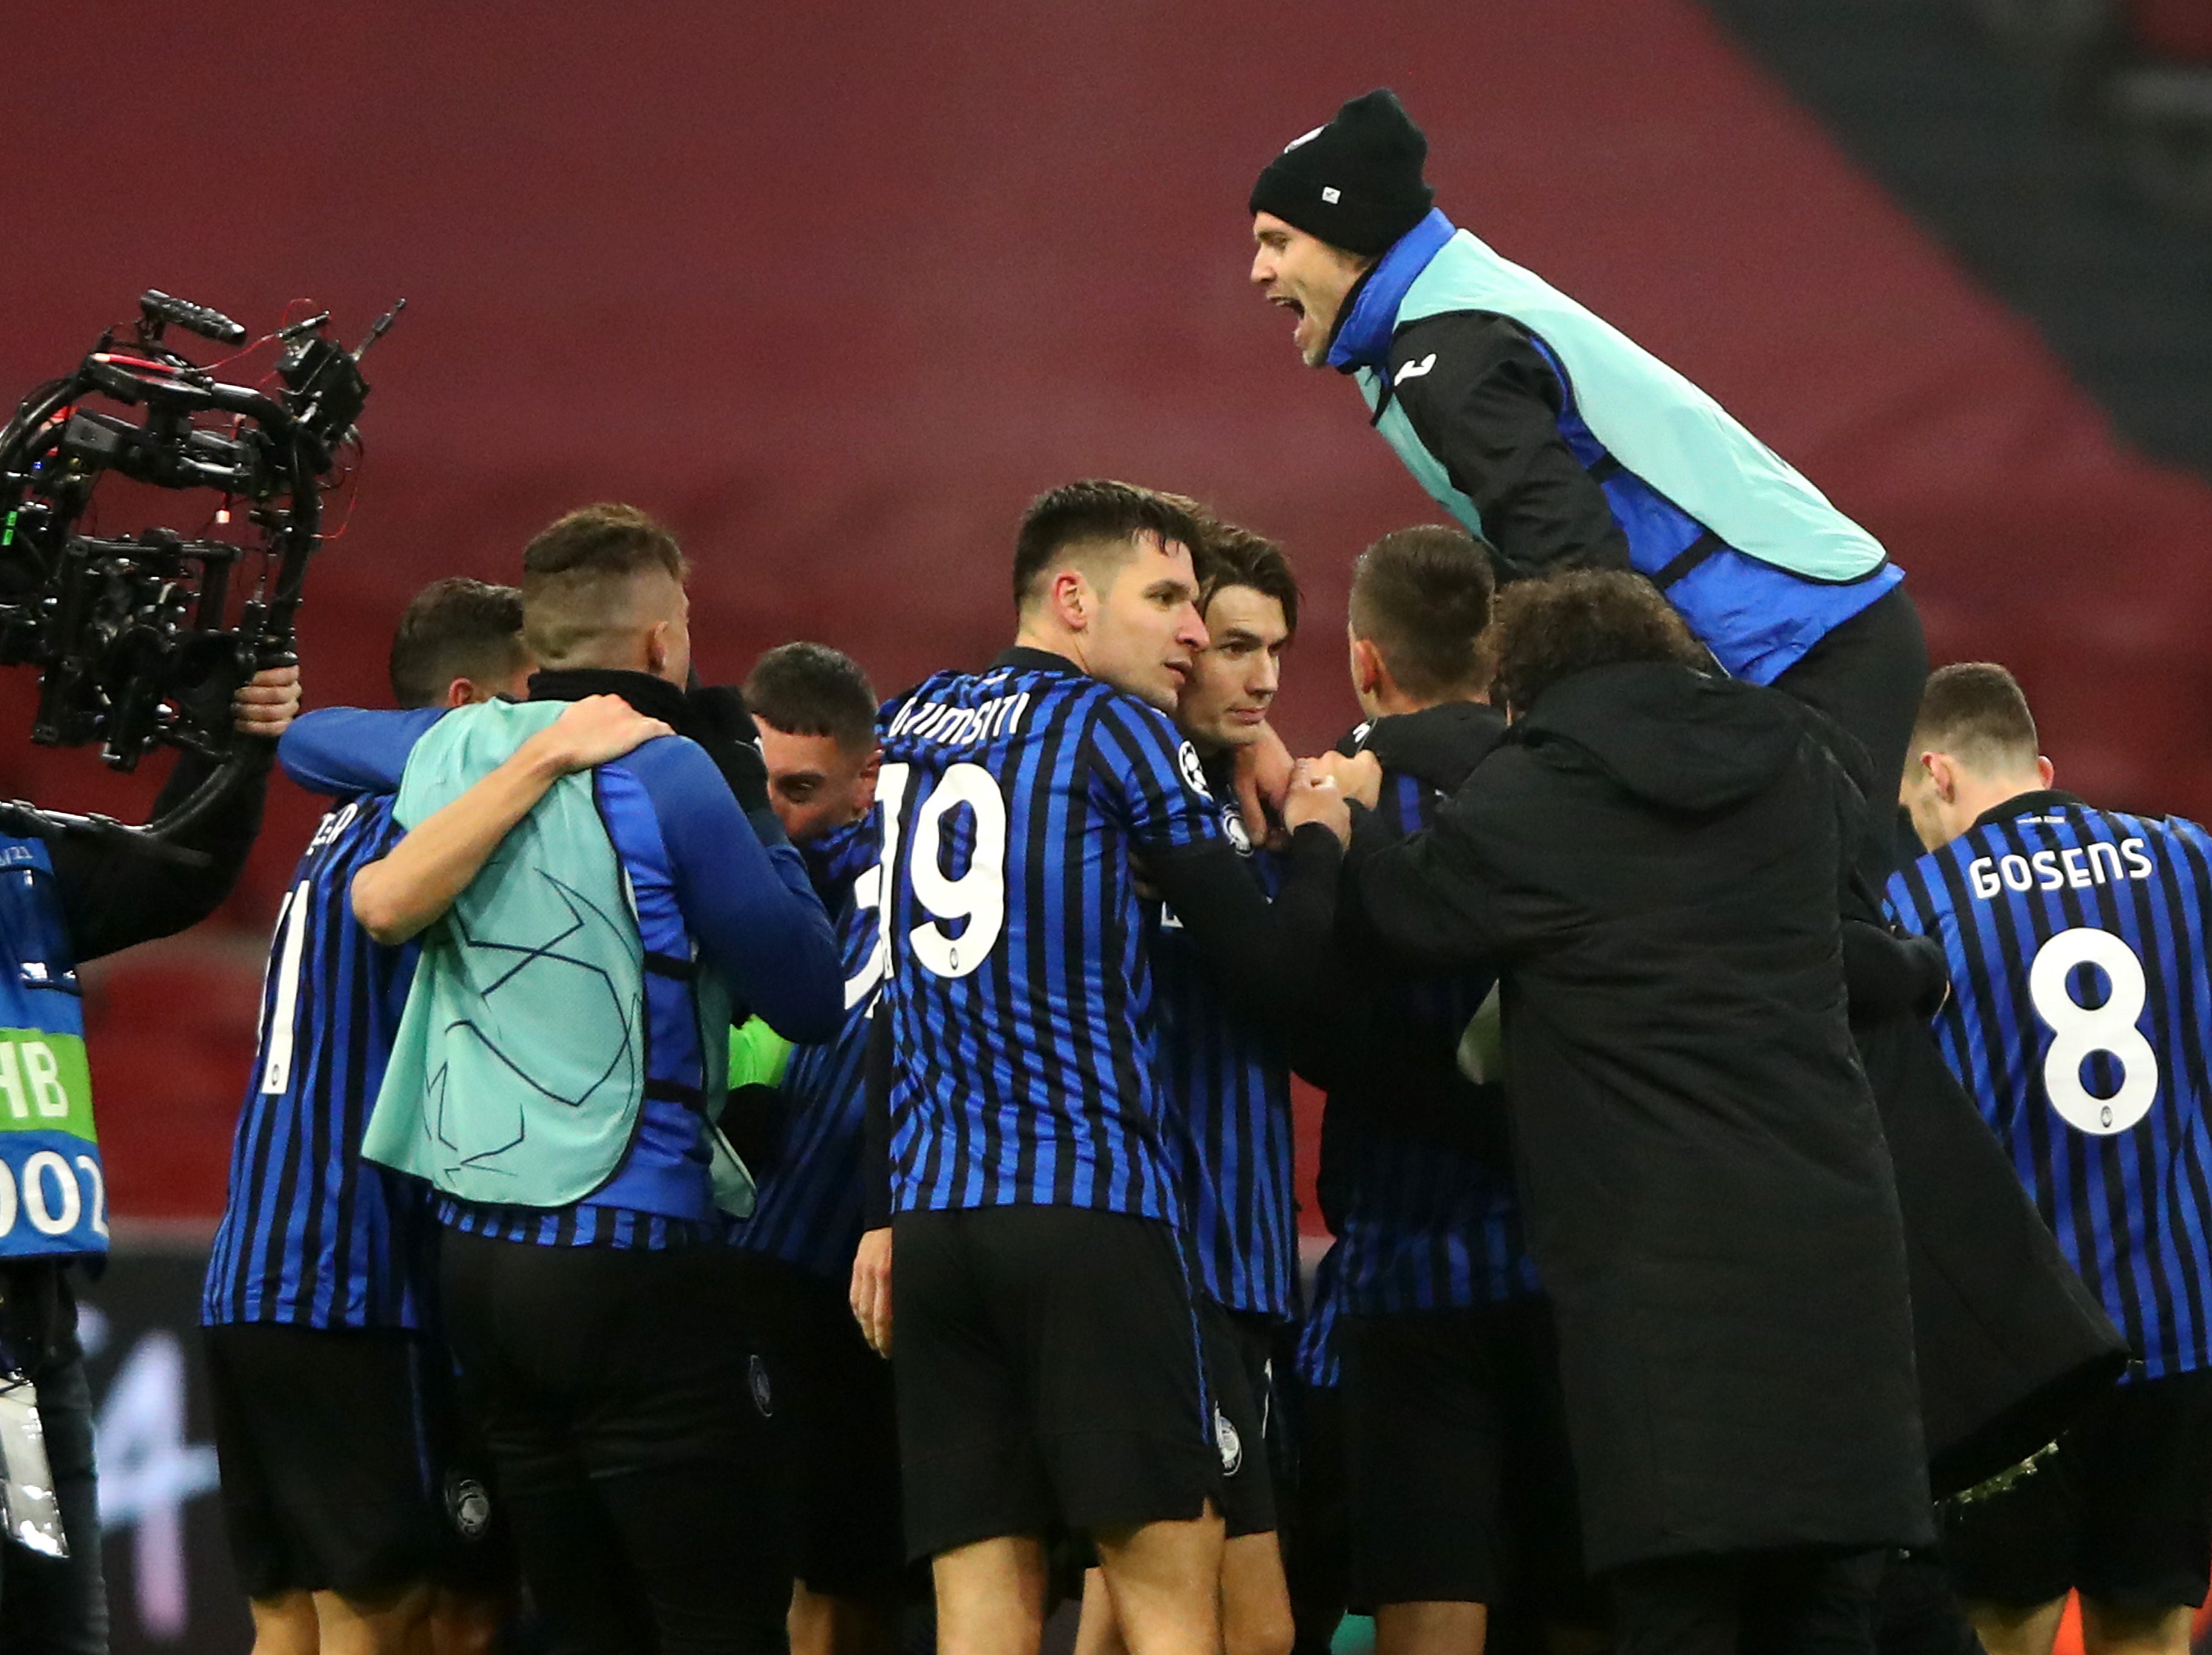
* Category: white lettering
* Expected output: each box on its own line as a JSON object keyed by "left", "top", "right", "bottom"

{"left": 0, "top": 1044, "right": 25, "bottom": 1120}
{"left": 2089, "top": 841, "right": 2126, "bottom": 883}
{"left": 2123, "top": 838, "right": 2155, "bottom": 880}
{"left": 2063, "top": 846, "right": 2092, "bottom": 889}
{"left": 2033, "top": 849, "right": 2062, "bottom": 891}
{"left": 1970, "top": 857, "right": 2001, "bottom": 901}
{"left": 22, "top": 1042, "right": 68, "bottom": 1118}
{"left": 21, "top": 1150, "right": 78, "bottom": 1234}
{"left": 0, "top": 1164, "right": 15, "bottom": 1235}
{"left": 2001, "top": 854, "right": 2034, "bottom": 892}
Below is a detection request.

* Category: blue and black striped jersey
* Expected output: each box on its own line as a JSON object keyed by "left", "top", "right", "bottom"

{"left": 878, "top": 649, "right": 1223, "bottom": 1218}
{"left": 1332, "top": 763, "right": 1539, "bottom": 1316}
{"left": 1150, "top": 769, "right": 1296, "bottom": 1318}
{"left": 1295, "top": 1241, "right": 1345, "bottom": 1389}
{"left": 203, "top": 797, "right": 429, "bottom": 1330}
{"left": 737, "top": 815, "right": 882, "bottom": 1280}
{"left": 1888, "top": 792, "right": 2212, "bottom": 1378}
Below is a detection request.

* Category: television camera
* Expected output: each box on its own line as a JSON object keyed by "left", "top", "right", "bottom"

{"left": 0, "top": 290, "right": 401, "bottom": 854}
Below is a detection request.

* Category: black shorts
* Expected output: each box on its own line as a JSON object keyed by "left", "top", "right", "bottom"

{"left": 1201, "top": 1296, "right": 1279, "bottom": 1539}
{"left": 205, "top": 1322, "right": 506, "bottom": 1601}
{"left": 1942, "top": 1368, "right": 2212, "bottom": 1613}
{"left": 892, "top": 1205, "right": 1218, "bottom": 1559}
{"left": 1341, "top": 1298, "right": 1592, "bottom": 1617}
{"left": 736, "top": 1251, "right": 906, "bottom": 1602}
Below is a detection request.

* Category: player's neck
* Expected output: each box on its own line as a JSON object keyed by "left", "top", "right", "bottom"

{"left": 1375, "top": 685, "right": 1487, "bottom": 719}
{"left": 1009, "top": 623, "right": 1087, "bottom": 676}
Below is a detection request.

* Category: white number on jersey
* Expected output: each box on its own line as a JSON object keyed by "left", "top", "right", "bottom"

{"left": 2027, "top": 926, "right": 2159, "bottom": 1135}
{"left": 876, "top": 762, "right": 1009, "bottom": 980}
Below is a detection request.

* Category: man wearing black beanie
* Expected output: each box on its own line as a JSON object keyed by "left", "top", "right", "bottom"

{"left": 1247, "top": 87, "right": 1924, "bottom": 876}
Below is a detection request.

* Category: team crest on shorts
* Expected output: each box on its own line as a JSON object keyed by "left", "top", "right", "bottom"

{"left": 445, "top": 1474, "right": 492, "bottom": 1541}
{"left": 1214, "top": 1405, "right": 1243, "bottom": 1476}
{"left": 749, "top": 1353, "right": 775, "bottom": 1418}
{"left": 1223, "top": 808, "right": 1252, "bottom": 855}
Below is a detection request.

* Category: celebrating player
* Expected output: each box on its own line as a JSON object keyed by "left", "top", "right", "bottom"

{"left": 1890, "top": 664, "right": 2212, "bottom": 1655}
{"left": 1076, "top": 512, "right": 1305, "bottom": 1655}
{"left": 1307, "top": 529, "right": 1587, "bottom": 1655}
{"left": 731, "top": 642, "right": 907, "bottom": 1655}
{"left": 867, "top": 480, "right": 1347, "bottom": 1655}
{"left": 203, "top": 580, "right": 531, "bottom": 1655}
{"left": 280, "top": 504, "right": 842, "bottom": 1655}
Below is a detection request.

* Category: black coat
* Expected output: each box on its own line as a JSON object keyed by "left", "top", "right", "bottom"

{"left": 1343, "top": 661, "right": 1932, "bottom": 1572}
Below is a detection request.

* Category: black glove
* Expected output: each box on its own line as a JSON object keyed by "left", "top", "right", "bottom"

{"left": 683, "top": 685, "right": 773, "bottom": 820}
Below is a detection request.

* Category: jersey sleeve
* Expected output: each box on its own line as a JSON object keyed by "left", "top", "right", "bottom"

{"left": 277, "top": 707, "right": 444, "bottom": 798}
{"left": 1088, "top": 695, "right": 1225, "bottom": 853}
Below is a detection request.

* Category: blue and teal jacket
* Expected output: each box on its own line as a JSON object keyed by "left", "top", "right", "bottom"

{"left": 279, "top": 679, "right": 841, "bottom": 1245}
{"left": 1330, "top": 209, "right": 1903, "bottom": 686}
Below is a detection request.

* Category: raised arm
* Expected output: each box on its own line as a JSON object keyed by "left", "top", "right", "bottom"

{"left": 350, "top": 696, "right": 671, "bottom": 945}
{"left": 279, "top": 706, "right": 443, "bottom": 797}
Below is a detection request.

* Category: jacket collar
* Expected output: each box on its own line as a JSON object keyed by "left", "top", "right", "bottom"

{"left": 528, "top": 668, "right": 690, "bottom": 726}
{"left": 1972, "top": 789, "right": 2087, "bottom": 832}
{"left": 1327, "top": 208, "right": 1458, "bottom": 373}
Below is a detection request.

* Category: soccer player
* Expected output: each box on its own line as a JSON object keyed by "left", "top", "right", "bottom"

{"left": 867, "top": 480, "right": 1349, "bottom": 1655}
{"left": 731, "top": 642, "right": 904, "bottom": 1655}
{"left": 1244, "top": 89, "right": 1925, "bottom": 871}
{"left": 279, "top": 503, "right": 843, "bottom": 1655}
{"left": 1888, "top": 663, "right": 2212, "bottom": 1655}
{"left": 1307, "top": 528, "right": 1583, "bottom": 1655}
{"left": 1075, "top": 514, "right": 1305, "bottom": 1655}
{"left": 203, "top": 579, "right": 532, "bottom": 1655}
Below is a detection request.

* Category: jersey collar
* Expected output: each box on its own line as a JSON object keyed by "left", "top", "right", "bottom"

{"left": 991, "top": 645, "right": 1085, "bottom": 678}
{"left": 1972, "top": 788, "right": 2088, "bottom": 831}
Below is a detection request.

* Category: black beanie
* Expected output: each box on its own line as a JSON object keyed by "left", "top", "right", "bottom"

{"left": 1248, "top": 89, "right": 1434, "bottom": 258}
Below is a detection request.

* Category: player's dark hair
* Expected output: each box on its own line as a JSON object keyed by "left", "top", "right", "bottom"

{"left": 1013, "top": 480, "right": 1203, "bottom": 611}
{"left": 1348, "top": 526, "right": 1494, "bottom": 698}
{"left": 1913, "top": 662, "right": 2040, "bottom": 774}
{"left": 387, "top": 577, "right": 529, "bottom": 710}
{"left": 1491, "top": 569, "right": 1705, "bottom": 713}
{"left": 744, "top": 642, "right": 879, "bottom": 753}
{"left": 1195, "top": 519, "right": 1300, "bottom": 639}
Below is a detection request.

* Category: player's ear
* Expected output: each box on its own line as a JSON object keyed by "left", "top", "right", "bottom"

{"left": 855, "top": 746, "right": 884, "bottom": 812}
{"left": 645, "top": 619, "right": 671, "bottom": 676}
{"left": 444, "top": 676, "right": 478, "bottom": 709}
{"left": 1051, "top": 567, "right": 1090, "bottom": 633}
{"left": 2036, "top": 754, "right": 2055, "bottom": 789}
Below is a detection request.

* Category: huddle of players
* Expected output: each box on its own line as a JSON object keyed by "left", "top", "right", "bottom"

{"left": 197, "top": 477, "right": 2212, "bottom": 1655}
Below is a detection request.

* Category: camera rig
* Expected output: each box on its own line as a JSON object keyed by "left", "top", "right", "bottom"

{"left": 0, "top": 290, "right": 401, "bottom": 855}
